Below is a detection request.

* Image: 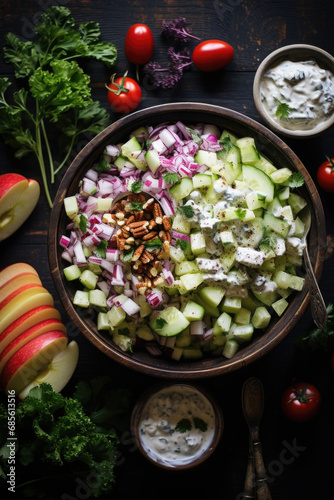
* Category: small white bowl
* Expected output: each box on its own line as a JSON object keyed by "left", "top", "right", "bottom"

{"left": 253, "top": 44, "right": 334, "bottom": 138}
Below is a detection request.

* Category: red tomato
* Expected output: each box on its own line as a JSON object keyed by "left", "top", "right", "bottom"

{"left": 281, "top": 383, "right": 321, "bottom": 423}
{"left": 125, "top": 24, "right": 154, "bottom": 65}
{"left": 317, "top": 156, "right": 334, "bottom": 193}
{"left": 192, "top": 40, "right": 234, "bottom": 72}
{"left": 106, "top": 72, "right": 142, "bottom": 114}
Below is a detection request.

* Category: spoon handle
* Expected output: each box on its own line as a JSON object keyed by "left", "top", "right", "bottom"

{"left": 303, "top": 247, "right": 327, "bottom": 330}
{"left": 240, "top": 439, "right": 255, "bottom": 499}
{"left": 252, "top": 440, "right": 272, "bottom": 500}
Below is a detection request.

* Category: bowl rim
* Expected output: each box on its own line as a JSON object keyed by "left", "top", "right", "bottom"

{"left": 130, "top": 382, "right": 224, "bottom": 470}
{"left": 253, "top": 43, "right": 334, "bottom": 138}
{"left": 48, "top": 102, "right": 326, "bottom": 379}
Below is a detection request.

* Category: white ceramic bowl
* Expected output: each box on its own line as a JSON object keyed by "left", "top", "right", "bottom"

{"left": 253, "top": 44, "right": 334, "bottom": 138}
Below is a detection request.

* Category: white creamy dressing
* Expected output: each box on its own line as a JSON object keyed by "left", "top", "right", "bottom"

{"left": 138, "top": 385, "right": 216, "bottom": 467}
{"left": 260, "top": 59, "right": 334, "bottom": 130}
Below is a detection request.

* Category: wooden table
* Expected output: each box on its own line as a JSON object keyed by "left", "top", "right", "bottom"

{"left": 1, "top": 1, "right": 334, "bottom": 499}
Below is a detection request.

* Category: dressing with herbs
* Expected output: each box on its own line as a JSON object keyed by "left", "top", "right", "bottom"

{"left": 138, "top": 385, "right": 216, "bottom": 467}
{"left": 260, "top": 59, "right": 334, "bottom": 131}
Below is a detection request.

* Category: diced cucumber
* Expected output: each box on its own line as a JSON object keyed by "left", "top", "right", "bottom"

{"left": 294, "top": 217, "right": 305, "bottom": 238}
{"left": 136, "top": 326, "right": 155, "bottom": 341}
{"left": 222, "top": 296, "right": 242, "bottom": 314}
{"left": 96, "top": 197, "right": 113, "bottom": 212}
{"left": 89, "top": 289, "right": 107, "bottom": 308}
{"left": 270, "top": 167, "right": 293, "bottom": 184}
{"left": 145, "top": 149, "right": 161, "bottom": 173}
{"left": 253, "top": 155, "right": 277, "bottom": 175}
{"left": 182, "top": 348, "right": 204, "bottom": 360}
{"left": 199, "top": 286, "right": 226, "bottom": 308}
{"left": 272, "top": 298, "right": 289, "bottom": 316}
{"left": 219, "top": 250, "right": 237, "bottom": 272}
{"left": 225, "top": 145, "right": 242, "bottom": 177}
{"left": 190, "top": 232, "right": 206, "bottom": 255}
{"left": 169, "top": 177, "right": 193, "bottom": 201}
{"left": 79, "top": 269, "right": 98, "bottom": 290}
{"left": 215, "top": 206, "right": 255, "bottom": 221}
{"left": 220, "top": 230, "right": 237, "bottom": 248}
{"left": 73, "top": 290, "right": 90, "bottom": 308}
{"left": 192, "top": 173, "right": 212, "bottom": 188}
{"left": 149, "top": 307, "right": 190, "bottom": 337}
{"left": 107, "top": 305, "right": 126, "bottom": 327}
{"left": 222, "top": 339, "right": 239, "bottom": 359}
{"left": 112, "top": 332, "right": 132, "bottom": 352}
{"left": 252, "top": 289, "right": 278, "bottom": 307}
{"left": 114, "top": 155, "right": 130, "bottom": 170}
{"left": 169, "top": 245, "right": 187, "bottom": 263}
{"left": 234, "top": 307, "right": 252, "bottom": 325}
{"left": 193, "top": 294, "right": 220, "bottom": 318}
{"left": 236, "top": 137, "right": 260, "bottom": 164}
{"left": 281, "top": 205, "right": 294, "bottom": 221}
{"left": 245, "top": 191, "right": 267, "bottom": 210}
{"left": 263, "top": 211, "right": 290, "bottom": 238}
{"left": 219, "top": 129, "right": 238, "bottom": 145}
{"left": 194, "top": 150, "right": 218, "bottom": 167}
{"left": 182, "top": 301, "right": 205, "bottom": 321}
{"left": 172, "top": 212, "right": 191, "bottom": 235}
{"left": 273, "top": 270, "right": 305, "bottom": 291}
{"left": 175, "top": 260, "right": 199, "bottom": 276}
{"left": 288, "top": 192, "right": 307, "bottom": 216}
{"left": 175, "top": 327, "right": 192, "bottom": 347}
{"left": 242, "top": 164, "right": 274, "bottom": 203}
{"left": 277, "top": 186, "right": 290, "bottom": 201}
{"left": 121, "top": 136, "right": 147, "bottom": 170}
{"left": 180, "top": 272, "right": 205, "bottom": 291}
{"left": 63, "top": 264, "right": 81, "bottom": 281}
{"left": 64, "top": 196, "right": 79, "bottom": 219}
{"left": 216, "top": 312, "right": 232, "bottom": 332}
{"left": 211, "top": 160, "right": 239, "bottom": 185}
{"left": 251, "top": 306, "right": 271, "bottom": 329}
{"left": 230, "top": 323, "right": 254, "bottom": 342}
{"left": 97, "top": 311, "right": 110, "bottom": 331}
{"left": 201, "top": 178, "right": 223, "bottom": 203}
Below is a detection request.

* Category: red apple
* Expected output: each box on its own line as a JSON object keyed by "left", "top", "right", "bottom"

{"left": 18, "top": 340, "right": 79, "bottom": 399}
{"left": 0, "top": 173, "right": 40, "bottom": 241}
{"left": 0, "top": 282, "right": 43, "bottom": 309}
{"left": 1, "top": 330, "right": 68, "bottom": 394}
{"left": 0, "top": 262, "right": 39, "bottom": 288}
{"left": 0, "top": 305, "right": 62, "bottom": 353}
{"left": 0, "top": 318, "right": 67, "bottom": 374}
{"left": 0, "top": 287, "right": 54, "bottom": 335}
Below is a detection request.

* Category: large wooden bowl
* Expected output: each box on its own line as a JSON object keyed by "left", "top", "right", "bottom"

{"left": 48, "top": 103, "right": 326, "bottom": 379}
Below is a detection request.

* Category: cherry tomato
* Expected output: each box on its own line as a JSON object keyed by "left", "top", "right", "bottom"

{"left": 281, "top": 383, "right": 321, "bottom": 423}
{"left": 125, "top": 24, "right": 154, "bottom": 65}
{"left": 317, "top": 156, "right": 334, "bottom": 193}
{"left": 192, "top": 40, "right": 234, "bottom": 72}
{"left": 106, "top": 72, "right": 142, "bottom": 114}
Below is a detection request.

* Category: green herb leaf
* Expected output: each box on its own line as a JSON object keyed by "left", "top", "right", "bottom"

{"left": 275, "top": 98, "right": 293, "bottom": 119}
{"left": 175, "top": 418, "right": 192, "bottom": 433}
{"left": 154, "top": 318, "right": 168, "bottom": 329}
{"left": 163, "top": 173, "right": 179, "bottom": 185}
{"left": 235, "top": 207, "right": 247, "bottom": 219}
{"left": 176, "top": 238, "right": 190, "bottom": 252}
{"left": 95, "top": 239, "right": 108, "bottom": 259}
{"left": 185, "top": 126, "right": 202, "bottom": 145}
{"left": 122, "top": 247, "right": 134, "bottom": 261}
{"left": 126, "top": 201, "right": 143, "bottom": 211}
{"left": 177, "top": 204, "right": 195, "bottom": 218}
{"left": 295, "top": 303, "right": 334, "bottom": 352}
{"left": 259, "top": 232, "right": 276, "bottom": 253}
{"left": 118, "top": 327, "right": 130, "bottom": 336}
{"left": 145, "top": 238, "right": 164, "bottom": 251}
{"left": 193, "top": 417, "right": 208, "bottom": 432}
{"left": 288, "top": 171, "right": 305, "bottom": 188}
{"left": 218, "top": 135, "right": 233, "bottom": 153}
{"left": 130, "top": 180, "right": 143, "bottom": 193}
{"left": 79, "top": 214, "right": 88, "bottom": 233}
{"left": 94, "top": 155, "right": 111, "bottom": 172}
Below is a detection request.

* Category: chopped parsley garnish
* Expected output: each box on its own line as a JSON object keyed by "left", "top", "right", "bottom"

{"left": 185, "top": 126, "right": 202, "bottom": 145}
{"left": 175, "top": 418, "right": 192, "bottom": 433}
{"left": 78, "top": 214, "right": 88, "bottom": 233}
{"left": 219, "top": 135, "right": 233, "bottom": 152}
{"left": 275, "top": 98, "right": 293, "bottom": 119}
{"left": 126, "top": 201, "right": 143, "bottom": 211}
{"left": 287, "top": 171, "right": 305, "bottom": 188}
{"left": 235, "top": 207, "right": 247, "bottom": 219}
{"left": 94, "top": 239, "right": 108, "bottom": 259}
{"left": 130, "top": 180, "right": 143, "bottom": 193}
{"left": 163, "top": 173, "right": 179, "bottom": 185}
{"left": 177, "top": 204, "right": 195, "bottom": 218}
{"left": 94, "top": 155, "right": 111, "bottom": 172}
{"left": 122, "top": 247, "right": 134, "bottom": 261}
{"left": 145, "top": 238, "right": 163, "bottom": 251}
{"left": 193, "top": 417, "right": 208, "bottom": 432}
{"left": 176, "top": 238, "right": 190, "bottom": 252}
{"left": 259, "top": 232, "right": 276, "bottom": 253}
{"left": 154, "top": 318, "right": 168, "bottom": 329}
{"left": 295, "top": 303, "right": 334, "bottom": 352}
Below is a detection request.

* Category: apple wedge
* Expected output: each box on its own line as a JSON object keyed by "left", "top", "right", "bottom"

{"left": 0, "top": 274, "right": 42, "bottom": 304}
{"left": 0, "top": 283, "right": 43, "bottom": 310}
{"left": 0, "top": 173, "right": 40, "bottom": 241}
{"left": 0, "top": 305, "right": 61, "bottom": 349}
{"left": 0, "top": 318, "right": 67, "bottom": 374}
{"left": 1, "top": 330, "right": 68, "bottom": 394}
{"left": 0, "top": 262, "right": 39, "bottom": 288}
{"left": 18, "top": 340, "right": 79, "bottom": 399}
{"left": 0, "top": 288, "right": 54, "bottom": 335}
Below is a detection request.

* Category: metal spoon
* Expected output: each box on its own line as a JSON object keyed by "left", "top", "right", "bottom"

{"left": 242, "top": 377, "right": 271, "bottom": 500}
{"left": 299, "top": 206, "right": 327, "bottom": 330}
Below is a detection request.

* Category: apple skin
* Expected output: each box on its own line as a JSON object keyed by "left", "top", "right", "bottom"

{"left": 0, "top": 305, "right": 61, "bottom": 350}
{"left": 0, "top": 173, "right": 40, "bottom": 241}
{"left": 0, "top": 318, "right": 67, "bottom": 374}
{"left": 1, "top": 330, "right": 68, "bottom": 394}
{"left": 0, "top": 288, "right": 54, "bottom": 335}
{"left": 18, "top": 340, "right": 79, "bottom": 399}
{"left": 0, "top": 263, "right": 39, "bottom": 288}
{"left": 0, "top": 283, "right": 43, "bottom": 310}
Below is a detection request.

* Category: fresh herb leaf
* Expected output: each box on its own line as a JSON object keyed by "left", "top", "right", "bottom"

{"left": 175, "top": 418, "right": 192, "bottom": 433}
{"left": 79, "top": 214, "right": 88, "bottom": 233}
{"left": 176, "top": 238, "right": 190, "bottom": 252}
{"left": 118, "top": 327, "right": 130, "bottom": 336}
{"left": 177, "top": 204, "right": 195, "bottom": 218}
{"left": 288, "top": 171, "right": 305, "bottom": 188}
{"left": 95, "top": 239, "right": 108, "bottom": 259}
{"left": 235, "top": 207, "right": 247, "bottom": 219}
{"left": 163, "top": 173, "right": 179, "bottom": 185}
{"left": 185, "top": 126, "right": 202, "bottom": 145}
{"left": 145, "top": 238, "right": 163, "bottom": 251}
{"left": 94, "top": 155, "right": 111, "bottom": 172}
{"left": 126, "top": 202, "right": 143, "bottom": 211}
{"left": 295, "top": 303, "right": 334, "bottom": 352}
{"left": 122, "top": 247, "right": 134, "bottom": 261}
{"left": 219, "top": 135, "right": 233, "bottom": 152}
{"left": 259, "top": 232, "right": 276, "bottom": 252}
{"left": 193, "top": 417, "right": 208, "bottom": 432}
{"left": 275, "top": 98, "right": 293, "bottom": 119}
{"left": 130, "top": 180, "right": 143, "bottom": 193}
{"left": 154, "top": 318, "right": 168, "bottom": 329}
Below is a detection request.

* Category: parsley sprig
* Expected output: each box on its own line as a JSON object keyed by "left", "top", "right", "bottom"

{"left": 295, "top": 303, "right": 334, "bottom": 352}
{"left": 275, "top": 98, "right": 293, "bottom": 120}
{"left": 177, "top": 204, "right": 195, "bottom": 218}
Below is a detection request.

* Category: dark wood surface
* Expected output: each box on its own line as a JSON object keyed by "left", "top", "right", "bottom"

{"left": 1, "top": 1, "right": 334, "bottom": 499}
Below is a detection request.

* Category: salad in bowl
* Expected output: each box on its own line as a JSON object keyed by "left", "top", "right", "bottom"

{"left": 59, "top": 118, "right": 308, "bottom": 363}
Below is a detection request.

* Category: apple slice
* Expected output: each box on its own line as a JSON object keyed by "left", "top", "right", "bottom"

{"left": 0, "top": 274, "right": 42, "bottom": 304}
{"left": 0, "top": 305, "right": 61, "bottom": 348}
{"left": 0, "top": 288, "right": 54, "bottom": 335}
{"left": 0, "top": 262, "right": 39, "bottom": 288}
{"left": 0, "top": 318, "right": 67, "bottom": 374}
{"left": 0, "top": 283, "right": 43, "bottom": 310}
{"left": 0, "top": 173, "right": 40, "bottom": 241}
{"left": 18, "top": 340, "right": 79, "bottom": 399}
{"left": 1, "top": 330, "right": 68, "bottom": 394}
